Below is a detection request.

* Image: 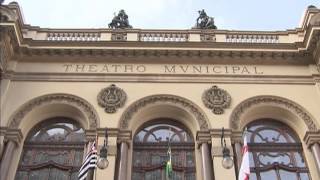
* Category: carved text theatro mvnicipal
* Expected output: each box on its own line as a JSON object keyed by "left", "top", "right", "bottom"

{"left": 62, "top": 64, "right": 264, "bottom": 75}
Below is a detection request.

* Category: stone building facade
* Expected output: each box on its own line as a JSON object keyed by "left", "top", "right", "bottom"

{"left": 1, "top": 2, "right": 320, "bottom": 180}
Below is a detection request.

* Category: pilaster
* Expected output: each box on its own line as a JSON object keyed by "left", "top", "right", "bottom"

{"left": 304, "top": 130, "right": 320, "bottom": 175}
{"left": 210, "top": 129, "right": 236, "bottom": 180}
{"left": 0, "top": 128, "right": 23, "bottom": 180}
{"left": 196, "top": 130, "right": 213, "bottom": 180}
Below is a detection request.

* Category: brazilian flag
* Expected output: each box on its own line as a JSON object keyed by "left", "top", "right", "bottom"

{"left": 166, "top": 145, "right": 172, "bottom": 179}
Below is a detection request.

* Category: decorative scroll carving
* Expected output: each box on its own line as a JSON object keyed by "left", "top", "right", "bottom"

{"left": 202, "top": 85, "right": 231, "bottom": 114}
{"left": 230, "top": 96, "right": 318, "bottom": 131}
{"left": 8, "top": 94, "right": 99, "bottom": 129}
{"left": 97, "top": 84, "right": 127, "bottom": 113}
{"left": 119, "top": 94, "right": 209, "bottom": 130}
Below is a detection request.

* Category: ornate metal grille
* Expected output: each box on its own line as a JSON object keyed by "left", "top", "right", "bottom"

{"left": 15, "top": 118, "right": 85, "bottom": 180}
{"left": 246, "top": 120, "right": 311, "bottom": 180}
{"left": 132, "top": 121, "right": 196, "bottom": 180}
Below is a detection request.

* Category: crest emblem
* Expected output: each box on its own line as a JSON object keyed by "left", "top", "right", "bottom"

{"left": 202, "top": 85, "right": 231, "bottom": 115}
{"left": 97, "top": 84, "right": 127, "bottom": 113}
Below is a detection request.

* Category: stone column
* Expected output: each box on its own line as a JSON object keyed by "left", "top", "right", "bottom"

{"left": 232, "top": 131, "right": 243, "bottom": 171}
{"left": 197, "top": 130, "right": 213, "bottom": 180}
{"left": 233, "top": 141, "right": 242, "bottom": 170}
{"left": 117, "top": 141, "right": 129, "bottom": 180}
{"left": 0, "top": 140, "right": 16, "bottom": 180}
{"left": 200, "top": 142, "right": 214, "bottom": 180}
{"left": 0, "top": 129, "right": 23, "bottom": 180}
{"left": 304, "top": 130, "right": 320, "bottom": 175}
{"left": 311, "top": 143, "right": 320, "bottom": 174}
{"left": 0, "top": 127, "right": 7, "bottom": 159}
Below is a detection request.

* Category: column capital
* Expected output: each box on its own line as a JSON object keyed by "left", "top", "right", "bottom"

{"left": 117, "top": 130, "right": 132, "bottom": 143}
{"left": 4, "top": 128, "right": 23, "bottom": 145}
{"left": 231, "top": 130, "right": 243, "bottom": 144}
{"left": 85, "top": 129, "right": 97, "bottom": 142}
{"left": 196, "top": 130, "right": 211, "bottom": 148}
{"left": 0, "top": 127, "right": 7, "bottom": 136}
{"left": 304, "top": 130, "right": 320, "bottom": 147}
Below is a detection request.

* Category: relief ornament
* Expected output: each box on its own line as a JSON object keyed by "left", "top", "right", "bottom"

{"left": 97, "top": 84, "right": 127, "bottom": 113}
{"left": 202, "top": 85, "right": 231, "bottom": 115}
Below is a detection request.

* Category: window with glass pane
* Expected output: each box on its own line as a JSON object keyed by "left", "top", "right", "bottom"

{"left": 132, "top": 120, "right": 196, "bottom": 180}
{"left": 245, "top": 119, "right": 311, "bottom": 180}
{"left": 15, "top": 118, "right": 85, "bottom": 180}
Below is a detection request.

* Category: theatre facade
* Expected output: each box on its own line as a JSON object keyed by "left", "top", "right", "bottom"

{"left": 1, "top": 2, "right": 320, "bottom": 180}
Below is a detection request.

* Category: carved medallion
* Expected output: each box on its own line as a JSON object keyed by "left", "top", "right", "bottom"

{"left": 202, "top": 85, "right": 231, "bottom": 114}
{"left": 97, "top": 84, "right": 127, "bottom": 113}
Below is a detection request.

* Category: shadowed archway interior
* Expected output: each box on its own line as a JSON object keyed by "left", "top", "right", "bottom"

{"left": 132, "top": 118, "right": 196, "bottom": 180}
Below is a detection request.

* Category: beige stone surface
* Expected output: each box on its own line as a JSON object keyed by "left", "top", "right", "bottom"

{"left": 1, "top": 2, "right": 320, "bottom": 180}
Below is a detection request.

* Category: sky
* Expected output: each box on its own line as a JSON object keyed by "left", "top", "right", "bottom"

{"left": 3, "top": 0, "right": 320, "bottom": 30}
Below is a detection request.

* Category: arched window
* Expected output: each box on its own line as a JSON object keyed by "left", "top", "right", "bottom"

{"left": 132, "top": 120, "right": 196, "bottom": 180}
{"left": 15, "top": 118, "right": 85, "bottom": 180}
{"left": 245, "top": 120, "right": 311, "bottom": 180}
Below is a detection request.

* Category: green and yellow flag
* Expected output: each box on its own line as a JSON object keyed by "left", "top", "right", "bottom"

{"left": 166, "top": 139, "right": 172, "bottom": 179}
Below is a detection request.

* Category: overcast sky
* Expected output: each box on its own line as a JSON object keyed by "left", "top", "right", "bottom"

{"left": 3, "top": 0, "right": 320, "bottom": 30}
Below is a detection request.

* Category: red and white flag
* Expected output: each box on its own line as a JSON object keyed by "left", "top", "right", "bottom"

{"left": 238, "top": 135, "right": 250, "bottom": 180}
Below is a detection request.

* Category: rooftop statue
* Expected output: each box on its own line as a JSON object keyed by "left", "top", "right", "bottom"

{"left": 194, "top": 9, "right": 217, "bottom": 29}
{"left": 108, "top": 9, "right": 132, "bottom": 29}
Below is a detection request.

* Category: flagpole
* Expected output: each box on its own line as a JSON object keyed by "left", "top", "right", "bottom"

{"left": 238, "top": 127, "right": 250, "bottom": 180}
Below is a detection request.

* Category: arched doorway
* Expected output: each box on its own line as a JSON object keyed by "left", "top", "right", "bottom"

{"left": 244, "top": 119, "right": 311, "bottom": 180}
{"left": 132, "top": 119, "right": 196, "bottom": 180}
{"left": 15, "top": 117, "right": 85, "bottom": 180}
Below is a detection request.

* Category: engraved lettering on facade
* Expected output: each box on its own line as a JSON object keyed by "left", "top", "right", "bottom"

{"left": 164, "top": 65, "right": 176, "bottom": 73}
{"left": 62, "top": 64, "right": 264, "bottom": 75}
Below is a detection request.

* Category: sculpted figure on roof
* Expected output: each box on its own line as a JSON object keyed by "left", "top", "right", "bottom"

{"left": 195, "top": 9, "right": 217, "bottom": 29}
{"left": 108, "top": 9, "right": 132, "bottom": 29}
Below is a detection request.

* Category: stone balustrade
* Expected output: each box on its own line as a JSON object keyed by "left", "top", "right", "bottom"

{"left": 226, "top": 34, "right": 279, "bottom": 43}
{"left": 139, "top": 32, "right": 189, "bottom": 42}
{"left": 21, "top": 29, "right": 295, "bottom": 43}
{"left": 47, "top": 32, "right": 101, "bottom": 41}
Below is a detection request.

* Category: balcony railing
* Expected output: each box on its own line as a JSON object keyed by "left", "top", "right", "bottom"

{"left": 226, "top": 34, "right": 279, "bottom": 43}
{"left": 139, "top": 32, "right": 189, "bottom": 42}
{"left": 20, "top": 29, "right": 298, "bottom": 43}
{"left": 47, "top": 32, "right": 101, "bottom": 41}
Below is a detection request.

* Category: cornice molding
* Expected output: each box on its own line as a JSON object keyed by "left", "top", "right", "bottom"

{"left": 119, "top": 94, "right": 210, "bottom": 130}
{"left": 210, "top": 128, "right": 232, "bottom": 138}
{"left": 3, "top": 72, "right": 316, "bottom": 85}
{"left": 230, "top": 95, "right": 318, "bottom": 131}
{"left": 8, "top": 93, "right": 100, "bottom": 129}
{"left": 85, "top": 128, "right": 132, "bottom": 144}
{"left": 0, "top": 23, "right": 315, "bottom": 64}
